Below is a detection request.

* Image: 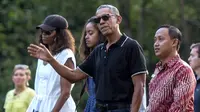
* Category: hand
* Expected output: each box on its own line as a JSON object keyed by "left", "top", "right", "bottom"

{"left": 27, "top": 43, "right": 53, "bottom": 62}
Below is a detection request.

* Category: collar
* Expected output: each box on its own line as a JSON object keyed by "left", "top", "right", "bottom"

{"left": 102, "top": 33, "right": 128, "bottom": 50}
{"left": 156, "top": 55, "right": 180, "bottom": 70}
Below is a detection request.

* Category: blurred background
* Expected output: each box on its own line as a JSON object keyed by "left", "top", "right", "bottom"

{"left": 0, "top": 0, "right": 200, "bottom": 111}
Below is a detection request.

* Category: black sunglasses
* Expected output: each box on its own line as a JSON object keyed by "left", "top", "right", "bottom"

{"left": 41, "top": 30, "right": 54, "bottom": 35}
{"left": 94, "top": 14, "right": 115, "bottom": 23}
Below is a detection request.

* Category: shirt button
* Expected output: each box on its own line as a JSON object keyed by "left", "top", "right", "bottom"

{"left": 104, "top": 56, "right": 106, "bottom": 58}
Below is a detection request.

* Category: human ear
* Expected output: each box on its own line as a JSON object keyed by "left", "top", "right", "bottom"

{"left": 172, "top": 38, "right": 179, "bottom": 48}
{"left": 116, "top": 15, "right": 122, "bottom": 24}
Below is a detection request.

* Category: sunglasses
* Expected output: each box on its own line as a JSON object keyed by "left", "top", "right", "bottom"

{"left": 41, "top": 30, "right": 54, "bottom": 35}
{"left": 94, "top": 14, "right": 115, "bottom": 23}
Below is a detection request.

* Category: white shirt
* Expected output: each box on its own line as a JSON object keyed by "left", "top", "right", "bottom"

{"left": 27, "top": 49, "right": 76, "bottom": 112}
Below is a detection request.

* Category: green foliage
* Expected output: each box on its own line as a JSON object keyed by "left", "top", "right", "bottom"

{"left": 0, "top": 0, "right": 200, "bottom": 111}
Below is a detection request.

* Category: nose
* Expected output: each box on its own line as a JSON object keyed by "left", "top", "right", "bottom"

{"left": 154, "top": 41, "right": 159, "bottom": 47}
{"left": 42, "top": 32, "right": 46, "bottom": 37}
{"left": 85, "top": 34, "right": 89, "bottom": 39}
{"left": 99, "top": 18, "right": 106, "bottom": 24}
{"left": 42, "top": 32, "right": 46, "bottom": 35}
{"left": 188, "top": 57, "right": 191, "bottom": 62}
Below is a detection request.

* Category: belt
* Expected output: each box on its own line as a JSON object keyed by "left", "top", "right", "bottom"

{"left": 96, "top": 102, "right": 130, "bottom": 111}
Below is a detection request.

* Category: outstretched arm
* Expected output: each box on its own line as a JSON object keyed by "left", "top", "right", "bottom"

{"left": 28, "top": 44, "right": 87, "bottom": 83}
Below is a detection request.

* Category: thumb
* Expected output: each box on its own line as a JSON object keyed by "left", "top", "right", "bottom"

{"left": 39, "top": 43, "right": 45, "bottom": 48}
{"left": 39, "top": 43, "right": 48, "bottom": 50}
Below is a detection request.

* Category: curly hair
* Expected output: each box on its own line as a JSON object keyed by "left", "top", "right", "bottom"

{"left": 79, "top": 17, "right": 105, "bottom": 60}
{"left": 36, "top": 29, "right": 75, "bottom": 55}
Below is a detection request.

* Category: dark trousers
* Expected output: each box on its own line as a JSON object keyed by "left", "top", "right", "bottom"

{"left": 96, "top": 102, "right": 130, "bottom": 112}
{"left": 96, "top": 108, "right": 130, "bottom": 112}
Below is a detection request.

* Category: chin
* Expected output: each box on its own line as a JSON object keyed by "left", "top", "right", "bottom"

{"left": 42, "top": 42, "right": 48, "bottom": 44}
{"left": 155, "top": 53, "right": 161, "bottom": 58}
{"left": 102, "top": 31, "right": 112, "bottom": 36}
{"left": 15, "top": 84, "right": 23, "bottom": 87}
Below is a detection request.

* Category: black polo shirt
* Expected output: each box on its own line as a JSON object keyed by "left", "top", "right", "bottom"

{"left": 78, "top": 34, "right": 147, "bottom": 104}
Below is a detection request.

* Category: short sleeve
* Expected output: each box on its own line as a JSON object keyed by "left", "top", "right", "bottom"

{"left": 78, "top": 49, "right": 96, "bottom": 77}
{"left": 4, "top": 92, "right": 9, "bottom": 109}
{"left": 58, "top": 49, "right": 76, "bottom": 67}
{"left": 129, "top": 41, "right": 148, "bottom": 77}
{"left": 3, "top": 90, "right": 12, "bottom": 109}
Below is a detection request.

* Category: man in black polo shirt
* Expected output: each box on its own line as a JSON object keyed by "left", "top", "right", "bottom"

{"left": 28, "top": 4, "right": 147, "bottom": 112}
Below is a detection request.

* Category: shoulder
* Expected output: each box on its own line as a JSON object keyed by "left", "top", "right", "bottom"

{"left": 26, "top": 87, "right": 35, "bottom": 92}
{"left": 26, "top": 88, "right": 36, "bottom": 96}
{"left": 5, "top": 89, "right": 14, "bottom": 100}
{"left": 176, "top": 59, "right": 194, "bottom": 76}
{"left": 6, "top": 89, "right": 14, "bottom": 96}
{"left": 178, "top": 60, "right": 192, "bottom": 71}
{"left": 58, "top": 48, "right": 75, "bottom": 59}
{"left": 60, "top": 48, "right": 74, "bottom": 55}
{"left": 123, "top": 36, "right": 142, "bottom": 49}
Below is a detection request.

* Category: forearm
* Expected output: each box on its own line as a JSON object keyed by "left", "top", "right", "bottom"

{"left": 131, "top": 88, "right": 143, "bottom": 112}
{"left": 131, "top": 74, "right": 146, "bottom": 112}
{"left": 52, "top": 93, "right": 70, "bottom": 112}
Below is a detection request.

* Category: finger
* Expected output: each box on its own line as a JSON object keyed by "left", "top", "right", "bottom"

{"left": 28, "top": 49, "right": 36, "bottom": 56}
{"left": 39, "top": 43, "right": 45, "bottom": 47}
{"left": 27, "top": 47, "right": 34, "bottom": 53}
{"left": 39, "top": 43, "right": 48, "bottom": 50}
{"left": 29, "top": 52, "right": 37, "bottom": 58}
{"left": 27, "top": 46, "right": 38, "bottom": 53}
{"left": 30, "top": 44, "right": 41, "bottom": 49}
{"left": 27, "top": 48, "right": 38, "bottom": 55}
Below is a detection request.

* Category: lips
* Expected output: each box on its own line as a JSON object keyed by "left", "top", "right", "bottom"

{"left": 42, "top": 37, "right": 49, "bottom": 42}
{"left": 85, "top": 40, "right": 90, "bottom": 44}
{"left": 100, "top": 26, "right": 107, "bottom": 29}
{"left": 154, "top": 48, "right": 160, "bottom": 52}
{"left": 14, "top": 79, "right": 23, "bottom": 84}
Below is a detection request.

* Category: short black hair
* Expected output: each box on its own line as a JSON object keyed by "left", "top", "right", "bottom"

{"left": 158, "top": 24, "right": 182, "bottom": 50}
{"left": 190, "top": 43, "right": 200, "bottom": 58}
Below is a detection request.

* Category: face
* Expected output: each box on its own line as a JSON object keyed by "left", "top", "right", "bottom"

{"left": 154, "top": 28, "right": 175, "bottom": 59}
{"left": 41, "top": 29, "right": 56, "bottom": 45}
{"left": 12, "top": 69, "right": 28, "bottom": 87}
{"left": 85, "top": 22, "right": 99, "bottom": 48}
{"left": 188, "top": 47, "right": 200, "bottom": 70}
{"left": 95, "top": 8, "right": 119, "bottom": 36}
